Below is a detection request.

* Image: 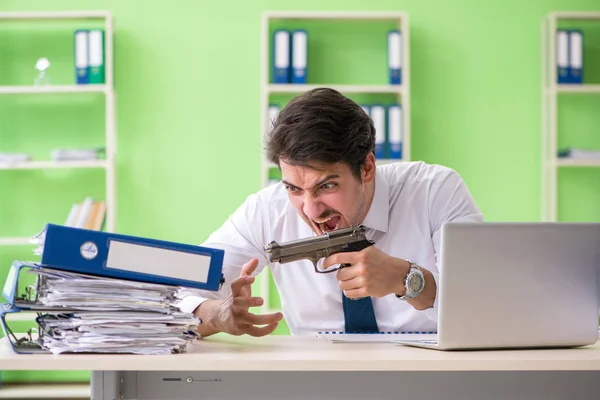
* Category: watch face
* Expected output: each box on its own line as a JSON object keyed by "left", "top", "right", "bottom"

{"left": 408, "top": 273, "right": 424, "bottom": 293}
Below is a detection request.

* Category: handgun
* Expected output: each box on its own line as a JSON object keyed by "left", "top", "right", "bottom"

{"left": 264, "top": 225, "right": 374, "bottom": 273}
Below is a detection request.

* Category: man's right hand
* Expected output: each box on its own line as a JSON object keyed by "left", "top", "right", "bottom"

{"left": 195, "top": 259, "right": 283, "bottom": 337}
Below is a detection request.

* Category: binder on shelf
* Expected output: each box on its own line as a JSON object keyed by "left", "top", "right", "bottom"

{"left": 88, "top": 29, "right": 105, "bottom": 84}
{"left": 388, "top": 104, "right": 402, "bottom": 159}
{"left": 388, "top": 30, "right": 402, "bottom": 85}
{"left": 370, "top": 105, "right": 386, "bottom": 159}
{"left": 35, "top": 223, "right": 225, "bottom": 291}
{"left": 267, "top": 104, "right": 280, "bottom": 134}
{"left": 273, "top": 30, "right": 290, "bottom": 84}
{"left": 556, "top": 30, "right": 569, "bottom": 84}
{"left": 360, "top": 104, "right": 370, "bottom": 118}
{"left": 74, "top": 29, "right": 89, "bottom": 84}
{"left": 568, "top": 30, "right": 583, "bottom": 84}
{"left": 291, "top": 30, "right": 307, "bottom": 84}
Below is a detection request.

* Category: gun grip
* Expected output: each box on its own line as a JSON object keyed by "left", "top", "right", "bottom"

{"left": 339, "top": 239, "right": 375, "bottom": 268}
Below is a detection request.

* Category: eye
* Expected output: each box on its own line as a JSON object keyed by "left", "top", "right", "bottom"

{"left": 284, "top": 184, "right": 300, "bottom": 193}
{"left": 320, "top": 182, "right": 338, "bottom": 191}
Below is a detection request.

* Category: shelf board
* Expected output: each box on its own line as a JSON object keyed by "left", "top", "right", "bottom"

{"left": 0, "top": 237, "right": 31, "bottom": 246}
{"left": 0, "top": 84, "right": 108, "bottom": 95}
{"left": 556, "top": 84, "right": 600, "bottom": 94}
{"left": 267, "top": 84, "right": 404, "bottom": 95}
{"left": 0, "top": 383, "right": 90, "bottom": 399}
{"left": 549, "top": 11, "right": 600, "bottom": 20}
{"left": 264, "top": 11, "right": 406, "bottom": 21}
{"left": 0, "top": 11, "right": 110, "bottom": 20}
{"left": 0, "top": 160, "right": 107, "bottom": 170}
{"left": 555, "top": 158, "right": 600, "bottom": 167}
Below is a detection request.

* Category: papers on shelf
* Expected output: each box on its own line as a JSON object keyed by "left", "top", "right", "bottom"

{"left": 0, "top": 152, "right": 30, "bottom": 163}
{"left": 51, "top": 147, "right": 105, "bottom": 161}
{"left": 557, "top": 147, "right": 600, "bottom": 159}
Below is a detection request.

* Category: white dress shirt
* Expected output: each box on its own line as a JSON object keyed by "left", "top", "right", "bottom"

{"left": 178, "top": 161, "right": 484, "bottom": 335}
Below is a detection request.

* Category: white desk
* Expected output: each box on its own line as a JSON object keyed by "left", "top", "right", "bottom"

{"left": 2, "top": 335, "right": 600, "bottom": 400}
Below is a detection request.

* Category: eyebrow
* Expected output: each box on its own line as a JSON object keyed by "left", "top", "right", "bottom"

{"left": 281, "top": 174, "right": 340, "bottom": 191}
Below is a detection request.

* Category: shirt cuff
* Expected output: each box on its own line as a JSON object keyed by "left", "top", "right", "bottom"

{"left": 419, "top": 270, "right": 440, "bottom": 322}
{"left": 176, "top": 295, "right": 210, "bottom": 315}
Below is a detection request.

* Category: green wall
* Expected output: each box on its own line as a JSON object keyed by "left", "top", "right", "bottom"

{"left": 1, "top": 0, "right": 599, "bottom": 383}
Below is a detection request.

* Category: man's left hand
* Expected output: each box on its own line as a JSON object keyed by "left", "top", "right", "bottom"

{"left": 321, "top": 246, "right": 410, "bottom": 299}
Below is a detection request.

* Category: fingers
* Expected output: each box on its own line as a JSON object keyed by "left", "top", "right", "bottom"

{"left": 245, "top": 322, "right": 280, "bottom": 337}
{"left": 336, "top": 265, "right": 359, "bottom": 281}
{"left": 343, "top": 288, "right": 367, "bottom": 299}
{"left": 240, "top": 258, "right": 259, "bottom": 277}
{"left": 230, "top": 275, "right": 254, "bottom": 298}
{"left": 244, "top": 311, "right": 283, "bottom": 326}
{"left": 233, "top": 296, "right": 264, "bottom": 308}
{"left": 322, "top": 252, "right": 356, "bottom": 270}
{"left": 338, "top": 276, "right": 363, "bottom": 291}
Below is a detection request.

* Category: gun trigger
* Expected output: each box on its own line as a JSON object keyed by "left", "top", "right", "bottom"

{"left": 312, "top": 260, "right": 319, "bottom": 270}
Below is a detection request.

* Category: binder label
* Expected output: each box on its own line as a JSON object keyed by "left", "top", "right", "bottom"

{"left": 106, "top": 240, "right": 211, "bottom": 283}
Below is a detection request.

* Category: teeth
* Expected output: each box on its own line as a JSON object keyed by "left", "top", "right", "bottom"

{"left": 314, "top": 216, "right": 334, "bottom": 224}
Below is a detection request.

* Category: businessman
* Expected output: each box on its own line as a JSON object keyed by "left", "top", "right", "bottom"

{"left": 178, "top": 88, "right": 483, "bottom": 337}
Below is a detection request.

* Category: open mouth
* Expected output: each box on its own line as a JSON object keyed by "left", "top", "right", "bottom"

{"left": 313, "top": 215, "right": 341, "bottom": 234}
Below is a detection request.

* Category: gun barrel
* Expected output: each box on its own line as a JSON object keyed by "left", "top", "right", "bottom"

{"left": 264, "top": 225, "right": 368, "bottom": 264}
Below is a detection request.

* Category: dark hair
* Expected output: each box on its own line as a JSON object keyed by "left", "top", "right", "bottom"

{"left": 265, "top": 87, "right": 375, "bottom": 180}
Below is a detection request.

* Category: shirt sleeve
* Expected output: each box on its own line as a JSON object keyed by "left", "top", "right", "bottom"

{"left": 419, "top": 168, "right": 484, "bottom": 321}
{"left": 176, "top": 193, "right": 270, "bottom": 315}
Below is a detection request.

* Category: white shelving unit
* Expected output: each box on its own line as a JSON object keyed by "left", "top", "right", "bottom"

{"left": 0, "top": 10, "right": 114, "bottom": 399}
{"left": 259, "top": 11, "right": 410, "bottom": 313}
{"left": 0, "top": 383, "right": 90, "bottom": 399}
{"left": 0, "top": 11, "right": 117, "bottom": 247}
{"left": 541, "top": 11, "right": 600, "bottom": 222}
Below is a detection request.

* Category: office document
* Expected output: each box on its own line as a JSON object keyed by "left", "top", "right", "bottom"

{"left": 88, "top": 29, "right": 105, "bottom": 84}
{"left": 569, "top": 30, "right": 583, "bottom": 84}
{"left": 273, "top": 30, "right": 290, "bottom": 83}
{"left": 291, "top": 30, "right": 307, "bottom": 84}
{"left": 388, "top": 104, "right": 402, "bottom": 159}
{"left": 556, "top": 30, "right": 569, "bottom": 84}
{"left": 267, "top": 104, "right": 280, "bottom": 133}
{"left": 74, "top": 29, "right": 89, "bottom": 84}
{"left": 370, "top": 105, "right": 386, "bottom": 159}
{"left": 31, "top": 223, "right": 224, "bottom": 291}
{"left": 317, "top": 331, "right": 437, "bottom": 343}
{"left": 388, "top": 30, "right": 402, "bottom": 84}
{"left": 1, "top": 262, "right": 200, "bottom": 355}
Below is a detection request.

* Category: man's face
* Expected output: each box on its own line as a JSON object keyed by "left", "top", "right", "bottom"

{"left": 280, "top": 159, "right": 371, "bottom": 236}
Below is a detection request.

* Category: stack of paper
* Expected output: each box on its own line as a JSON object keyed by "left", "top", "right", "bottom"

{"left": 51, "top": 147, "right": 105, "bottom": 161}
{"left": 558, "top": 147, "right": 600, "bottom": 159}
{"left": 0, "top": 152, "right": 30, "bottom": 163}
{"left": 26, "top": 267, "right": 200, "bottom": 355}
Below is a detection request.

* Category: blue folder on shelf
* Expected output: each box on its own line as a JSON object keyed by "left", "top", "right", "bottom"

{"left": 272, "top": 29, "right": 291, "bottom": 84}
{"left": 36, "top": 223, "right": 225, "bottom": 291}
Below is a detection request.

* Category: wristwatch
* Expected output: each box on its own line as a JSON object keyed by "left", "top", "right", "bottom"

{"left": 396, "top": 260, "right": 425, "bottom": 301}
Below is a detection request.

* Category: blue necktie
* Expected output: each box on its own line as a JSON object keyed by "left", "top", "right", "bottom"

{"left": 342, "top": 293, "right": 379, "bottom": 333}
{"left": 339, "top": 227, "right": 379, "bottom": 333}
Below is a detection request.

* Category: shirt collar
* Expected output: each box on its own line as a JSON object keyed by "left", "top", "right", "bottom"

{"left": 360, "top": 170, "right": 389, "bottom": 233}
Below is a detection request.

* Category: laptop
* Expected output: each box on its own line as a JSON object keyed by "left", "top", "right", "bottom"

{"left": 394, "top": 222, "right": 600, "bottom": 351}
